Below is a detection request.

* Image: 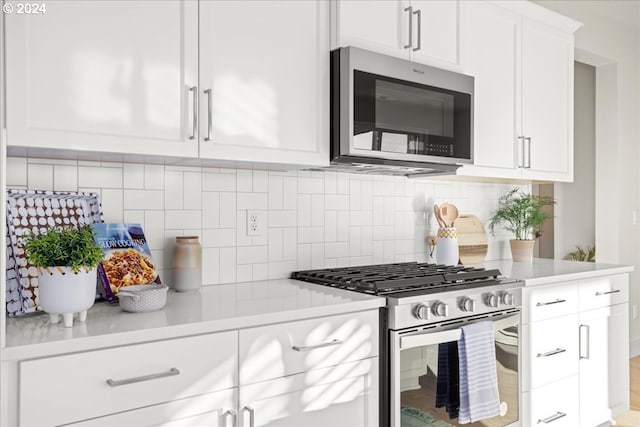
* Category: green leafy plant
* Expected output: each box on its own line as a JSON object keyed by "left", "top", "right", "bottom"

{"left": 564, "top": 245, "right": 595, "bottom": 262}
{"left": 488, "top": 188, "right": 555, "bottom": 240}
{"left": 23, "top": 225, "right": 104, "bottom": 272}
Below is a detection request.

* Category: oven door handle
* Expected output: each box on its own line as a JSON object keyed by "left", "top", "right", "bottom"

{"left": 398, "top": 312, "right": 520, "bottom": 350}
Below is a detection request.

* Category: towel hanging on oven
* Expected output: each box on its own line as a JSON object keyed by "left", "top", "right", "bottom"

{"left": 435, "top": 341, "right": 459, "bottom": 419}
{"left": 457, "top": 321, "right": 501, "bottom": 423}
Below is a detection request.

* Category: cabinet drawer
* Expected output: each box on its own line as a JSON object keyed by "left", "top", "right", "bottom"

{"left": 522, "top": 281, "right": 579, "bottom": 323}
{"left": 522, "top": 314, "right": 578, "bottom": 391}
{"left": 19, "top": 331, "right": 238, "bottom": 427}
{"left": 579, "top": 274, "right": 629, "bottom": 311}
{"left": 523, "top": 375, "right": 579, "bottom": 427}
{"left": 239, "top": 310, "right": 378, "bottom": 385}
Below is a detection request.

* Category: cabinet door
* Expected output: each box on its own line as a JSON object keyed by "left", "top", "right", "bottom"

{"left": 579, "top": 303, "right": 629, "bottom": 425}
{"left": 238, "top": 358, "right": 378, "bottom": 427}
{"left": 523, "top": 375, "right": 579, "bottom": 427}
{"left": 521, "top": 18, "right": 574, "bottom": 181}
{"left": 69, "top": 389, "right": 237, "bottom": 427}
{"left": 199, "top": 1, "right": 329, "bottom": 167}
{"left": 409, "top": 1, "right": 459, "bottom": 67}
{"left": 5, "top": 0, "right": 199, "bottom": 158}
{"left": 457, "top": 1, "right": 521, "bottom": 178}
{"left": 332, "top": 0, "right": 410, "bottom": 60}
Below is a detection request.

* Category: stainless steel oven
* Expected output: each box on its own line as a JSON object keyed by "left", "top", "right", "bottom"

{"left": 390, "top": 310, "right": 521, "bottom": 427}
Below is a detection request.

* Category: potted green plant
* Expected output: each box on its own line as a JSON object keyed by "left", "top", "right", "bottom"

{"left": 23, "top": 225, "right": 104, "bottom": 327}
{"left": 488, "top": 188, "right": 555, "bottom": 262}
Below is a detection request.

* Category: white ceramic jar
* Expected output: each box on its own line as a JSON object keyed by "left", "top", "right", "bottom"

{"left": 436, "top": 227, "right": 459, "bottom": 266}
{"left": 172, "top": 236, "right": 202, "bottom": 292}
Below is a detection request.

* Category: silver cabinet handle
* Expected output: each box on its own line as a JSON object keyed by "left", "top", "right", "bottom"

{"left": 596, "top": 289, "right": 620, "bottom": 296}
{"left": 525, "top": 136, "right": 532, "bottom": 168}
{"left": 292, "top": 339, "right": 343, "bottom": 352}
{"left": 517, "top": 136, "right": 525, "bottom": 168}
{"left": 536, "top": 299, "right": 566, "bottom": 307}
{"left": 204, "top": 88, "right": 213, "bottom": 142}
{"left": 579, "top": 324, "right": 590, "bottom": 360}
{"left": 223, "top": 409, "right": 237, "bottom": 427}
{"left": 189, "top": 86, "right": 198, "bottom": 140}
{"left": 242, "top": 406, "right": 255, "bottom": 427}
{"left": 536, "top": 348, "right": 566, "bottom": 358}
{"left": 413, "top": 9, "right": 421, "bottom": 51}
{"left": 106, "top": 367, "right": 180, "bottom": 387}
{"left": 404, "top": 6, "right": 413, "bottom": 49}
{"left": 537, "top": 412, "right": 567, "bottom": 424}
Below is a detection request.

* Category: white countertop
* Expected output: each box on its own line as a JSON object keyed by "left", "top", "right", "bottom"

{"left": 482, "top": 258, "right": 633, "bottom": 286}
{"left": 2, "top": 279, "right": 385, "bottom": 360}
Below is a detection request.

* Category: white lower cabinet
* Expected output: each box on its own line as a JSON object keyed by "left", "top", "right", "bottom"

{"left": 12, "top": 310, "right": 379, "bottom": 426}
{"left": 68, "top": 389, "right": 237, "bottom": 427}
{"left": 522, "top": 274, "right": 630, "bottom": 427}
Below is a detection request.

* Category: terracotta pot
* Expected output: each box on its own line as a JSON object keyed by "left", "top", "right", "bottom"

{"left": 510, "top": 239, "right": 535, "bottom": 262}
{"left": 38, "top": 266, "right": 97, "bottom": 327}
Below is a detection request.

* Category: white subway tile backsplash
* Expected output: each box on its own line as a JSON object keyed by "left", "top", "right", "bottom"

{"left": 28, "top": 163, "right": 54, "bottom": 190}
{"left": 10, "top": 156, "right": 526, "bottom": 287}
{"left": 123, "top": 164, "right": 145, "bottom": 189}
{"left": 183, "top": 172, "right": 202, "bottom": 210}
{"left": 164, "top": 170, "right": 184, "bottom": 210}
{"left": 124, "top": 189, "right": 164, "bottom": 210}
{"left": 79, "top": 166, "right": 122, "bottom": 189}
{"left": 6, "top": 157, "right": 27, "bottom": 187}
{"left": 53, "top": 165, "right": 78, "bottom": 191}
{"left": 165, "top": 210, "right": 201, "bottom": 230}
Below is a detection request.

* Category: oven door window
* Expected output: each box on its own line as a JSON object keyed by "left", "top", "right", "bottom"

{"left": 392, "top": 317, "right": 519, "bottom": 427}
{"left": 353, "top": 70, "right": 471, "bottom": 160}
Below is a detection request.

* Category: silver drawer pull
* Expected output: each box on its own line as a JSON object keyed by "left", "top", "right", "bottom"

{"left": 536, "top": 299, "right": 566, "bottom": 307}
{"left": 537, "top": 411, "right": 567, "bottom": 424}
{"left": 223, "top": 409, "right": 236, "bottom": 427}
{"left": 292, "top": 339, "right": 343, "bottom": 352}
{"left": 596, "top": 289, "right": 620, "bottom": 296}
{"left": 536, "top": 348, "right": 566, "bottom": 358}
{"left": 106, "top": 367, "right": 180, "bottom": 387}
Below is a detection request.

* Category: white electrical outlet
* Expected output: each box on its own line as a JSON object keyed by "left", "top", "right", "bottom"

{"left": 247, "top": 210, "right": 262, "bottom": 236}
{"left": 633, "top": 304, "right": 638, "bottom": 320}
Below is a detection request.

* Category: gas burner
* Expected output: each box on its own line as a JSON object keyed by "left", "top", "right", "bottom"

{"left": 291, "top": 262, "right": 503, "bottom": 296}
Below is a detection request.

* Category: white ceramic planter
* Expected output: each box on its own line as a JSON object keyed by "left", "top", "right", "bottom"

{"left": 37, "top": 266, "right": 97, "bottom": 327}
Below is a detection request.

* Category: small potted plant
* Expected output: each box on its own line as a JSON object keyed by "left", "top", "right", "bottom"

{"left": 488, "top": 188, "right": 555, "bottom": 262}
{"left": 23, "top": 225, "right": 104, "bottom": 327}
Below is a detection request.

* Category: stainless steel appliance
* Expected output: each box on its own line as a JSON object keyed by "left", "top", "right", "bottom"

{"left": 292, "top": 262, "right": 523, "bottom": 427}
{"left": 330, "top": 47, "right": 474, "bottom": 177}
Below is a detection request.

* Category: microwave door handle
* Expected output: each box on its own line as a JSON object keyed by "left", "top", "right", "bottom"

{"left": 404, "top": 6, "right": 413, "bottom": 49}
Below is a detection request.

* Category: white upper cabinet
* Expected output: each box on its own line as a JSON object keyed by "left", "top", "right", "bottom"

{"left": 5, "top": 0, "right": 199, "bottom": 158}
{"left": 458, "top": 1, "right": 520, "bottom": 177}
{"left": 520, "top": 18, "right": 574, "bottom": 181}
{"left": 199, "top": 1, "right": 329, "bottom": 167}
{"left": 457, "top": 1, "right": 580, "bottom": 182}
{"left": 332, "top": 0, "right": 459, "bottom": 68}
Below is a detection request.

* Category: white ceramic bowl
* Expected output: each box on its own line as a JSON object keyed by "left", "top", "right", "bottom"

{"left": 117, "top": 284, "right": 168, "bottom": 313}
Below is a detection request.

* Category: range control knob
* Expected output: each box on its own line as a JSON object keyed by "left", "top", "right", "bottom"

{"left": 413, "top": 304, "right": 430, "bottom": 320}
{"left": 432, "top": 302, "right": 449, "bottom": 317}
{"left": 501, "top": 292, "right": 515, "bottom": 306}
{"left": 460, "top": 297, "right": 476, "bottom": 312}
{"left": 486, "top": 293, "right": 500, "bottom": 308}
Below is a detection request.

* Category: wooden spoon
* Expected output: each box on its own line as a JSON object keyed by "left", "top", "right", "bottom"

{"left": 433, "top": 204, "right": 446, "bottom": 228}
{"left": 440, "top": 203, "right": 459, "bottom": 227}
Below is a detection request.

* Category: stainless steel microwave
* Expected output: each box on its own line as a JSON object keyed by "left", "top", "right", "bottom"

{"left": 330, "top": 47, "right": 474, "bottom": 176}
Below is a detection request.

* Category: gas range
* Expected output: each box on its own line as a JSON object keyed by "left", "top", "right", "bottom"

{"left": 292, "top": 262, "right": 523, "bottom": 330}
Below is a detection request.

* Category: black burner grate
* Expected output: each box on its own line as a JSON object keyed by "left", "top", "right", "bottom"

{"left": 291, "top": 262, "right": 502, "bottom": 296}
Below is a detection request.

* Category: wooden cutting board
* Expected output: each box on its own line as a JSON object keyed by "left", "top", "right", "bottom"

{"left": 456, "top": 214, "right": 488, "bottom": 266}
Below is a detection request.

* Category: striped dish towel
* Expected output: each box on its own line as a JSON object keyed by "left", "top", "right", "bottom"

{"left": 457, "top": 321, "right": 501, "bottom": 423}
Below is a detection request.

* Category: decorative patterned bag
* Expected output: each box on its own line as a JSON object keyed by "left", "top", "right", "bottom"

{"left": 5, "top": 190, "right": 103, "bottom": 317}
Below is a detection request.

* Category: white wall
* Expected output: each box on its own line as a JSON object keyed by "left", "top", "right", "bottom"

{"left": 554, "top": 61, "right": 596, "bottom": 260}
{"left": 5, "top": 157, "right": 523, "bottom": 287}
{"left": 534, "top": 0, "right": 640, "bottom": 355}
